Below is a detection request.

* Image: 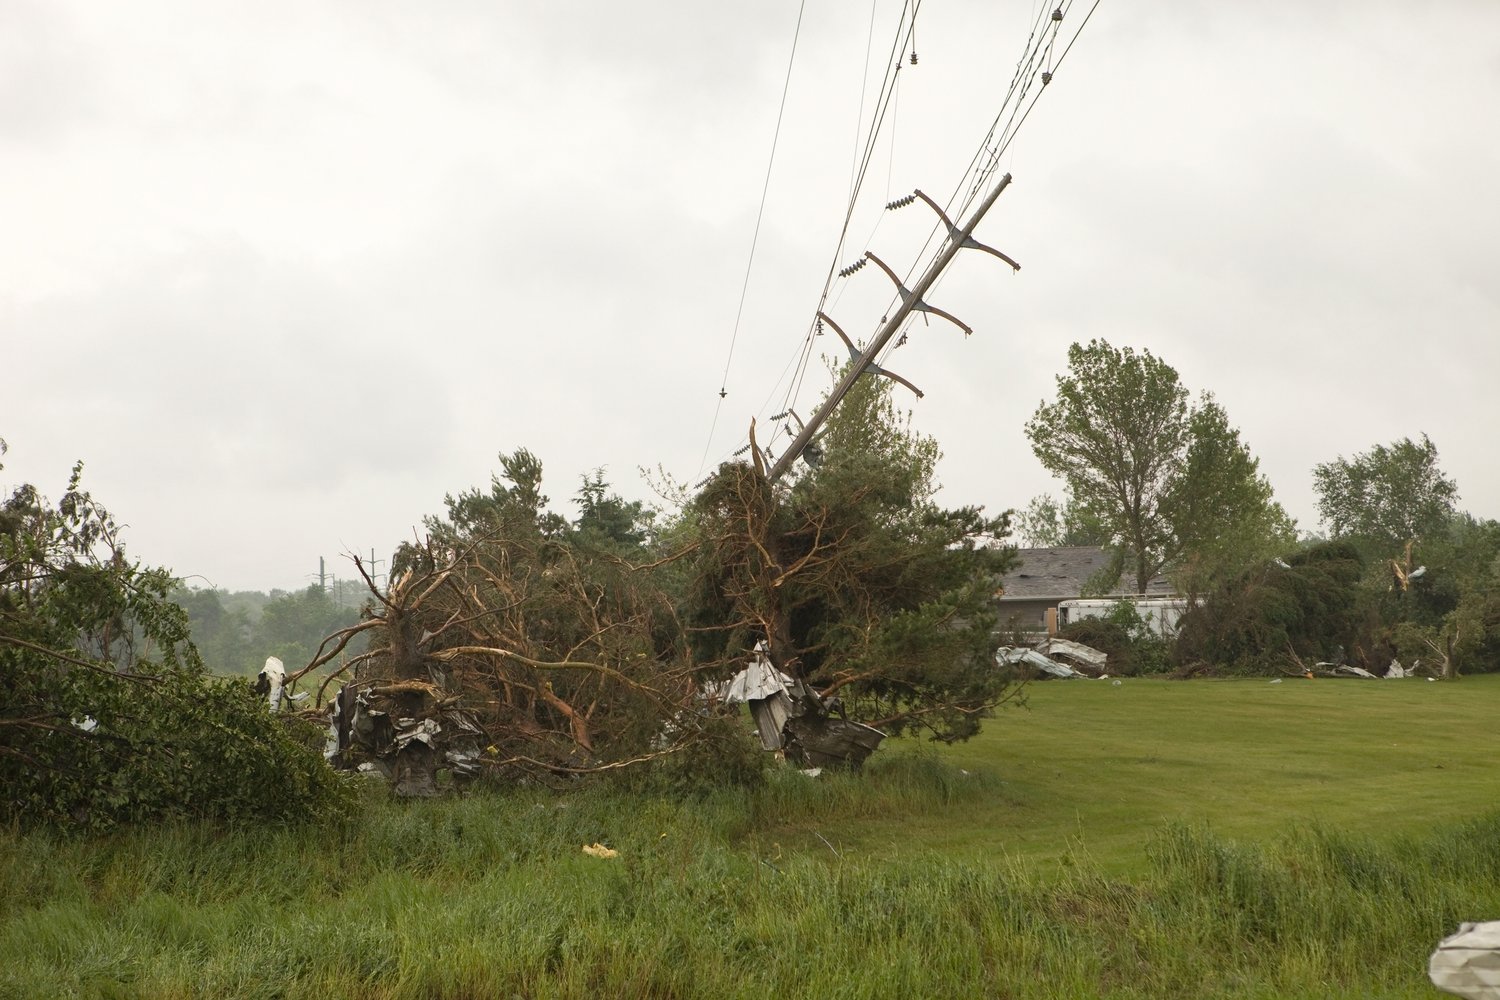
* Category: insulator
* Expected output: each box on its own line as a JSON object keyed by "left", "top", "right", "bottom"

{"left": 770, "top": 410, "right": 789, "bottom": 421}
{"left": 885, "top": 193, "right": 917, "bottom": 211}
{"left": 1051, "top": 7, "right": 1063, "bottom": 20}
{"left": 815, "top": 318, "right": 824, "bottom": 336}
{"left": 719, "top": 388, "right": 727, "bottom": 398}
{"left": 909, "top": 51, "right": 918, "bottom": 65}
{"left": 733, "top": 444, "right": 751, "bottom": 457}
{"left": 1042, "top": 71, "right": 1052, "bottom": 85}
{"left": 838, "top": 258, "right": 868, "bottom": 278}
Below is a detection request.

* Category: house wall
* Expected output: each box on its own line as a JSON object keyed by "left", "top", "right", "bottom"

{"left": 996, "top": 598, "right": 1056, "bottom": 634}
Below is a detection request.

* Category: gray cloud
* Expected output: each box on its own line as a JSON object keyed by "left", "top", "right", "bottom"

{"left": 3, "top": 0, "right": 1498, "bottom": 589}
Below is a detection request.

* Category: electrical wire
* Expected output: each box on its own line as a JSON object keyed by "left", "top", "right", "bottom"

{"left": 695, "top": 0, "right": 809, "bottom": 480}
{"left": 776, "top": 2, "right": 922, "bottom": 426}
{"left": 703, "top": 0, "right": 1103, "bottom": 478}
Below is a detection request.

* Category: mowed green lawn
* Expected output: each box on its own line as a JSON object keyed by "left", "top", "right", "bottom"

{"left": 784, "top": 673, "right": 1500, "bottom": 874}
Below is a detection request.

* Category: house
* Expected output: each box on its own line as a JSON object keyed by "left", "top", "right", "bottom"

{"left": 995, "top": 546, "right": 1174, "bottom": 634}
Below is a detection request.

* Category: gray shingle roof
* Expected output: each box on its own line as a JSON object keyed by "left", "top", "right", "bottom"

{"left": 998, "top": 546, "right": 1173, "bottom": 599}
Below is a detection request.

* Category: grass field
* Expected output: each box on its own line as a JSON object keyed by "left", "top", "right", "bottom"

{"left": 795, "top": 673, "right": 1500, "bottom": 874}
{"left": 3, "top": 675, "right": 1498, "bottom": 998}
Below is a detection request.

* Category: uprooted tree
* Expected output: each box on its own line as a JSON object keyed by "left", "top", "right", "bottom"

{"left": 295, "top": 450, "right": 730, "bottom": 796}
{"left": 685, "top": 375, "right": 1019, "bottom": 745}
{"left": 300, "top": 375, "right": 1020, "bottom": 795}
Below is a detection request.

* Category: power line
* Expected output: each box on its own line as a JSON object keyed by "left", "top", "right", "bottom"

{"left": 706, "top": 0, "right": 1105, "bottom": 477}
{"left": 696, "top": 0, "right": 809, "bottom": 481}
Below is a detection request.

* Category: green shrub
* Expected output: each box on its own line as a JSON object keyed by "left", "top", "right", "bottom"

{"left": 1, "top": 454, "right": 352, "bottom": 831}
{"left": 1059, "top": 600, "right": 1172, "bottom": 675}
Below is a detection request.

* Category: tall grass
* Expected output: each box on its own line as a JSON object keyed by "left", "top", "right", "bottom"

{"left": 3, "top": 751, "right": 1494, "bottom": 999}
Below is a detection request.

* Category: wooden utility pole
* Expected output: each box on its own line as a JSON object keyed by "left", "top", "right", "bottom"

{"left": 767, "top": 173, "right": 1013, "bottom": 482}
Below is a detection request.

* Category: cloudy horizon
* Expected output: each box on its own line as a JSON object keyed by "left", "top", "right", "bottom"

{"left": 4, "top": 0, "right": 1497, "bottom": 593}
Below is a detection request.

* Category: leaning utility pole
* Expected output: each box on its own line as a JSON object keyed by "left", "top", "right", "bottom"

{"left": 766, "top": 173, "right": 1015, "bottom": 482}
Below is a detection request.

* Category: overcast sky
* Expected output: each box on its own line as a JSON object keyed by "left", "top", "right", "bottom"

{"left": 4, "top": 0, "right": 1497, "bottom": 593}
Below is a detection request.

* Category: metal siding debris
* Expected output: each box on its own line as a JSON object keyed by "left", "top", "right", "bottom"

{"left": 1431, "top": 921, "right": 1500, "bottom": 999}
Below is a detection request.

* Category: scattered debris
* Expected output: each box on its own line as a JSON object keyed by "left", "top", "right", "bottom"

{"left": 1036, "top": 637, "right": 1109, "bottom": 673}
{"left": 324, "top": 679, "right": 485, "bottom": 797}
{"left": 1430, "top": 921, "right": 1500, "bottom": 999}
{"left": 582, "top": 843, "right": 618, "bottom": 859}
{"left": 784, "top": 709, "right": 885, "bottom": 771}
{"left": 1385, "top": 658, "right": 1418, "bottom": 678}
{"left": 713, "top": 642, "right": 799, "bottom": 751}
{"left": 997, "top": 645, "right": 1080, "bottom": 678}
{"left": 996, "top": 637, "right": 1110, "bottom": 680}
{"left": 714, "top": 642, "right": 885, "bottom": 770}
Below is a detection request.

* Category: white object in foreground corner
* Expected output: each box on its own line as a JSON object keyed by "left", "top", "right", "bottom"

{"left": 1430, "top": 921, "right": 1500, "bottom": 998}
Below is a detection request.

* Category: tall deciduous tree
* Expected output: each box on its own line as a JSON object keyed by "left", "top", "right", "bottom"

{"left": 1312, "top": 433, "right": 1458, "bottom": 548}
{"left": 1026, "top": 340, "right": 1293, "bottom": 594}
{"left": 1169, "top": 396, "right": 1297, "bottom": 598}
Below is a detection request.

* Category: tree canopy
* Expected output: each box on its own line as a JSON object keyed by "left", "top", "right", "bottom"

{"left": 1313, "top": 433, "right": 1458, "bottom": 549}
{"left": 1015, "top": 493, "right": 1111, "bottom": 549}
{"left": 1025, "top": 340, "right": 1294, "bottom": 595}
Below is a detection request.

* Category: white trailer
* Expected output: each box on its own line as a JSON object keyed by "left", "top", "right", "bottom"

{"left": 1055, "top": 598, "right": 1191, "bottom": 638}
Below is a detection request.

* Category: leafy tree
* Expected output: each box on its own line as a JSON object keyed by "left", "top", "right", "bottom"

{"left": 173, "top": 584, "right": 363, "bottom": 677}
{"left": 0, "top": 444, "right": 347, "bottom": 829}
{"left": 1026, "top": 340, "right": 1293, "bottom": 594}
{"left": 173, "top": 586, "right": 256, "bottom": 674}
{"left": 1372, "top": 514, "right": 1500, "bottom": 677}
{"left": 1312, "top": 433, "right": 1458, "bottom": 549}
{"left": 255, "top": 585, "right": 362, "bottom": 671}
{"left": 1016, "top": 493, "right": 1110, "bottom": 548}
{"left": 430, "top": 447, "right": 569, "bottom": 546}
{"left": 1306, "top": 436, "right": 1483, "bottom": 678}
{"left": 1169, "top": 397, "right": 1298, "bottom": 598}
{"left": 1055, "top": 600, "right": 1172, "bottom": 675}
{"left": 687, "top": 375, "right": 1018, "bottom": 743}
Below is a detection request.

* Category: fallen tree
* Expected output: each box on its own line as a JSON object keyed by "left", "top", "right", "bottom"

{"left": 295, "top": 459, "right": 724, "bottom": 794}
{"left": 0, "top": 445, "right": 346, "bottom": 829}
{"left": 683, "top": 377, "right": 1021, "bottom": 752}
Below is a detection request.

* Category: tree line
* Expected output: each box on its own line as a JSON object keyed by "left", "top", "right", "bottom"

{"left": 1018, "top": 339, "right": 1498, "bottom": 677}
{"left": 3, "top": 336, "right": 1495, "bottom": 827}
{"left": 1, "top": 373, "right": 1018, "bottom": 822}
{"left": 173, "top": 584, "right": 364, "bottom": 678}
